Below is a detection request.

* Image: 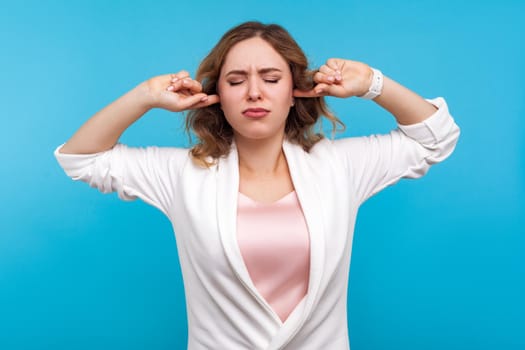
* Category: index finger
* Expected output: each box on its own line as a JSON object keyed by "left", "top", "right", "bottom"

{"left": 188, "top": 94, "right": 221, "bottom": 109}
{"left": 293, "top": 83, "right": 330, "bottom": 98}
{"left": 293, "top": 89, "right": 320, "bottom": 98}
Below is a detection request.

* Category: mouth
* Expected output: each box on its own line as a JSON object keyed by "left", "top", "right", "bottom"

{"left": 242, "top": 108, "right": 270, "bottom": 118}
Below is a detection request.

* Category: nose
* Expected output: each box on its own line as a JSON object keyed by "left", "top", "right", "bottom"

{"left": 247, "top": 78, "right": 262, "bottom": 101}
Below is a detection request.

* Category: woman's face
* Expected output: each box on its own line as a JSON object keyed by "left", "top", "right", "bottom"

{"left": 217, "top": 37, "right": 294, "bottom": 142}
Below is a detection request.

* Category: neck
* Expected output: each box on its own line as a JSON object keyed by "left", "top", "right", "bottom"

{"left": 235, "top": 133, "right": 286, "bottom": 176}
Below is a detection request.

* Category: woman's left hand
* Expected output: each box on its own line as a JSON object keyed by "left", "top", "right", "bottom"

{"left": 294, "top": 58, "right": 372, "bottom": 98}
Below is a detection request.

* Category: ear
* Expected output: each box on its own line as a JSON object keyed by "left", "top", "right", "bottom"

{"left": 217, "top": 91, "right": 223, "bottom": 110}
{"left": 291, "top": 98, "right": 295, "bottom": 107}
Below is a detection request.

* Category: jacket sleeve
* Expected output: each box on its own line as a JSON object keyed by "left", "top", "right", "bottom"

{"left": 334, "top": 97, "right": 460, "bottom": 205}
{"left": 53, "top": 143, "right": 190, "bottom": 216}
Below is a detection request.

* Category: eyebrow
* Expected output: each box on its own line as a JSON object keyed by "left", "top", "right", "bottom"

{"left": 225, "top": 67, "right": 283, "bottom": 77}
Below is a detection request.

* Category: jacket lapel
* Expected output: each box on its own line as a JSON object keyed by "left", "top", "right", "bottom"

{"left": 215, "top": 143, "right": 283, "bottom": 323}
{"left": 216, "top": 140, "right": 327, "bottom": 347}
{"left": 265, "top": 140, "right": 326, "bottom": 349}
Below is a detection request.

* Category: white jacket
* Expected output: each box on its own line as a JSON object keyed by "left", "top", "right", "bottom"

{"left": 54, "top": 97, "right": 459, "bottom": 349}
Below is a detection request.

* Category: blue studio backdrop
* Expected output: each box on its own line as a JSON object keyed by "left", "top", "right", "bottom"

{"left": 1, "top": 1, "right": 523, "bottom": 349}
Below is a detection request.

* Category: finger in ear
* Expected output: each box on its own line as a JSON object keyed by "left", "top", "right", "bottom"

{"left": 293, "top": 89, "right": 317, "bottom": 98}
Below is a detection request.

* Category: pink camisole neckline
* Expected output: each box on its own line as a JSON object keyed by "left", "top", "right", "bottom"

{"left": 236, "top": 191, "right": 310, "bottom": 322}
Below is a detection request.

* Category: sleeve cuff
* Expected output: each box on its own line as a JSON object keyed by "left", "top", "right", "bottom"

{"left": 397, "top": 97, "right": 456, "bottom": 145}
{"left": 54, "top": 143, "right": 107, "bottom": 178}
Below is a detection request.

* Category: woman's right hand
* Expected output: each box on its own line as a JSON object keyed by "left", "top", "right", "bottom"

{"left": 143, "top": 70, "right": 220, "bottom": 112}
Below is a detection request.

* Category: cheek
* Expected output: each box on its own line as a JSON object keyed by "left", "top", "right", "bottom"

{"left": 273, "top": 79, "right": 293, "bottom": 97}
{"left": 218, "top": 84, "right": 241, "bottom": 108}
{"left": 219, "top": 93, "right": 237, "bottom": 114}
{"left": 268, "top": 85, "right": 293, "bottom": 107}
{"left": 217, "top": 92, "right": 242, "bottom": 121}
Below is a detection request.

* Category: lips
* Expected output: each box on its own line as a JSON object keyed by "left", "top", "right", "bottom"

{"left": 242, "top": 108, "right": 270, "bottom": 118}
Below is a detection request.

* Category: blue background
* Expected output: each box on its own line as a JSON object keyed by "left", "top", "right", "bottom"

{"left": 1, "top": 0, "right": 523, "bottom": 349}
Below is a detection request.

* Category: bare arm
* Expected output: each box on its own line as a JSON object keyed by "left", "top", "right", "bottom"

{"left": 293, "top": 58, "right": 437, "bottom": 125}
{"left": 59, "top": 71, "right": 219, "bottom": 154}
{"left": 373, "top": 76, "right": 437, "bottom": 125}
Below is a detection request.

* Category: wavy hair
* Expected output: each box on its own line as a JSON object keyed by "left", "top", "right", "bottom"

{"left": 186, "top": 21, "right": 344, "bottom": 166}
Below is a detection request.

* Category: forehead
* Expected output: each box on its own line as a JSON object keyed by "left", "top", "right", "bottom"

{"left": 221, "top": 37, "right": 289, "bottom": 72}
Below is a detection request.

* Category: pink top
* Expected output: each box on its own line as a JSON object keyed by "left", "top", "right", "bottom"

{"left": 236, "top": 191, "right": 310, "bottom": 322}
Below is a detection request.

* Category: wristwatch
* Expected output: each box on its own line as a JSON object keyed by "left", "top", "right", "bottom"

{"left": 359, "top": 68, "right": 383, "bottom": 100}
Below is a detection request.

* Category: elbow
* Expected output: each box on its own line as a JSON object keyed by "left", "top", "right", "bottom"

{"left": 427, "top": 121, "right": 461, "bottom": 164}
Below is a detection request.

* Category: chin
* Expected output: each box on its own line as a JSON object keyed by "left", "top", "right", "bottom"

{"left": 234, "top": 127, "right": 285, "bottom": 142}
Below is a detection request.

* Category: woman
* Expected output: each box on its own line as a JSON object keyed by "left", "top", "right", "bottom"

{"left": 55, "top": 21, "right": 460, "bottom": 349}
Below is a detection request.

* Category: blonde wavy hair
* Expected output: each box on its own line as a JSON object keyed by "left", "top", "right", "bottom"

{"left": 186, "top": 21, "right": 344, "bottom": 166}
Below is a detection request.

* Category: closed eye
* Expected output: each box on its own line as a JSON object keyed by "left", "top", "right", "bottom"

{"left": 228, "top": 80, "right": 244, "bottom": 86}
{"left": 227, "top": 77, "right": 280, "bottom": 85}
